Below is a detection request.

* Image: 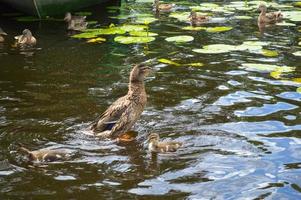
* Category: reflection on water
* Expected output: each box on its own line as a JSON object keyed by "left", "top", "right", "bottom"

{"left": 0, "top": 0, "right": 301, "bottom": 199}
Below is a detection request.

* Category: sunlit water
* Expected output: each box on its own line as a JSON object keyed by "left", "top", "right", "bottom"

{"left": 0, "top": 0, "right": 301, "bottom": 199}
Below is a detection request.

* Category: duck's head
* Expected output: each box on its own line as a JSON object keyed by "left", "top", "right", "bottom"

{"left": 64, "top": 12, "right": 72, "bottom": 22}
{"left": 258, "top": 4, "right": 267, "bottom": 12}
{"left": 147, "top": 133, "right": 160, "bottom": 143}
{"left": 22, "top": 29, "right": 33, "bottom": 38}
{"left": 0, "top": 28, "right": 7, "bottom": 36}
{"left": 130, "top": 64, "right": 152, "bottom": 82}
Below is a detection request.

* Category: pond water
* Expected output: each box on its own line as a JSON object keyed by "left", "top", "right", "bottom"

{"left": 0, "top": 0, "right": 301, "bottom": 199}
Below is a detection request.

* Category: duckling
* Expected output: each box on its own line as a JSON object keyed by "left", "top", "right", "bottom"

{"left": 90, "top": 64, "right": 152, "bottom": 139}
{"left": 147, "top": 133, "right": 182, "bottom": 153}
{"left": 188, "top": 11, "right": 210, "bottom": 26}
{"left": 18, "top": 146, "right": 70, "bottom": 162}
{"left": 14, "top": 29, "right": 36, "bottom": 46}
{"left": 64, "top": 12, "right": 88, "bottom": 31}
{"left": 0, "top": 27, "right": 7, "bottom": 42}
{"left": 258, "top": 4, "right": 283, "bottom": 24}
{"left": 153, "top": 0, "right": 175, "bottom": 12}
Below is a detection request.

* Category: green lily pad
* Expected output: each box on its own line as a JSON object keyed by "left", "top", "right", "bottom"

{"left": 192, "top": 48, "right": 230, "bottom": 54}
{"left": 165, "top": 35, "right": 194, "bottom": 43}
{"left": 293, "top": 51, "right": 301, "bottom": 56}
{"left": 206, "top": 26, "right": 233, "bottom": 33}
{"left": 282, "top": 11, "right": 301, "bottom": 22}
{"left": 261, "top": 49, "right": 279, "bottom": 57}
{"left": 158, "top": 58, "right": 181, "bottom": 66}
{"left": 129, "top": 31, "right": 158, "bottom": 37}
{"left": 169, "top": 12, "right": 190, "bottom": 21}
{"left": 276, "top": 22, "right": 296, "bottom": 26}
{"left": 182, "top": 26, "right": 207, "bottom": 31}
{"left": 114, "top": 36, "right": 155, "bottom": 44}
{"left": 241, "top": 63, "right": 295, "bottom": 73}
{"left": 135, "top": 17, "right": 158, "bottom": 24}
{"left": 294, "top": 2, "right": 301, "bottom": 7}
{"left": 72, "top": 32, "right": 100, "bottom": 39}
{"left": 119, "top": 24, "right": 147, "bottom": 32}
{"left": 297, "top": 87, "right": 301, "bottom": 93}
{"left": 84, "top": 27, "right": 126, "bottom": 35}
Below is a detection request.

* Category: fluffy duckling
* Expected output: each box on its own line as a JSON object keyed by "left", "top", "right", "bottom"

{"left": 147, "top": 133, "right": 182, "bottom": 153}
{"left": 90, "top": 64, "right": 152, "bottom": 139}
{"left": 189, "top": 11, "right": 210, "bottom": 26}
{"left": 64, "top": 12, "right": 88, "bottom": 31}
{"left": 19, "top": 146, "right": 70, "bottom": 162}
{"left": 14, "top": 29, "right": 36, "bottom": 46}
{"left": 153, "top": 0, "right": 175, "bottom": 12}
{"left": 258, "top": 4, "right": 283, "bottom": 24}
{"left": 0, "top": 27, "right": 7, "bottom": 42}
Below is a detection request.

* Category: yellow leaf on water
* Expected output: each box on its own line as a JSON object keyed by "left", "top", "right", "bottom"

{"left": 158, "top": 58, "right": 181, "bottom": 66}
{"left": 262, "top": 49, "right": 279, "bottom": 57}
{"left": 292, "top": 78, "right": 301, "bottom": 83}
{"left": 87, "top": 37, "right": 106, "bottom": 43}
{"left": 187, "top": 62, "right": 204, "bottom": 67}
{"left": 270, "top": 71, "right": 282, "bottom": 79}
{"left": 297, "top": 87, "right": 301, "bottom": 93}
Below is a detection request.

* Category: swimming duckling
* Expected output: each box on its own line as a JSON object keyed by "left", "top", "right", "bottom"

{"left": 14, "top": 29, "right": 36, "bottom": 46}
{"left": 18, "top": 146, "right": 70, "bottom": 162}
{"left": 90, "top": 64, "right": 152, "bottom": 139}
{"left": 0, "top": 27, "right": 7, "bottom": 42}
{"left": 153, "top": 0, "right": 175, "bottom": 12}
{"left": 258, "top": 4, "right": 283, "bottom": 24}
{"left": 147, "top": 133, "right": 182, "bottom": 153}
{"left": 189, "top": 11, "right": 210, "bottom": 26}
{"left": 64, "top": 12, "right": 88, "bottom": 31}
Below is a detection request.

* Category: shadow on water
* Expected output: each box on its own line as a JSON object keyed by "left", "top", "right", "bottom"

{"left": 0, "top": 0, "right": 301, "bottom": 199}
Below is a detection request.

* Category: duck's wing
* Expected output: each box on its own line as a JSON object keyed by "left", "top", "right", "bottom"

{"left": 90, "top": 96, "right": 130, "bottom": 132}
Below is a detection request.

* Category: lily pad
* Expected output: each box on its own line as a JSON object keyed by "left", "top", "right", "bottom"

{"left": 87, "top": 37, "right": 106, "bottom": 43}
{"left": 206, "top": 26, "right": 233, "bottom": 33}
{"left": 293, "top": 51, "right": 301, "bottom": 56}
{"left": 158, "top": 58, "right": 181, "bottom": 66}
{"left": 234, "top": 16, "right": 252, "bottom": 20}
{"left": 169, "top": 12, "right": 190, "bottom": 21}
{"left": 282, "top": 11, "right": 301, "bottom": 22}
{"left": 182, "top": 26, "right": 207, "bottom": 31}
{"left": 165, "top": 35, "right": 194, "bottom": 43}
{"left": 135, "top": 17, "right": 158, "bottom": 24}
{"left": 192, "top": 48, "right": 230, "bottom": 54}
{"left": 261, "top": 49, "right": 279, "bottom": 57}
{"left": 241, "top": 63, "right": 295, "bottom": 73}
{"left": 119, "top": 24, "right": 147, "bottom": 32}
{"left": 72, "top": 32, "right": 100, "bottom": 39}
{"left": 114, "top": 36, "right": 155, "bottom": 44}
{"left": 276, "top": 22, "right": 296, "bottom": 26}
{"left": 129, "top": 31, "right": 158, "bottom": 37}
{"left": 297, "top": 87, "right": 301, "bottom": 93}
{"left": 84, "top": 27, "right": 126, "bottom": 35}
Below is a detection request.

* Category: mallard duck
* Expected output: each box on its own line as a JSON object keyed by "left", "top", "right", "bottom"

{"left": 14, "top": 29, "right": 36, "bottom": 46}
{"left": 188, "top": 11, "right": 210, "bottom": 26}
{"left": 147, "top": 133, "right": 182, "bottom": 153}
{"left": 90, "top": 64, "right": 152, "bottom": 139}
{"left": 64, "top": 12, "right": 88, "bottom": 31}
{"left": 153, "top": 0, "right": 175, "bottom": 12}
{"left": 258, "top": 4, "right": 283, "bottom": 24}
{"left": 0, "top": 27, "right": 7, "bottom": 42}
{"left": 18, "top": 146, "right": 70, "bottom": 162}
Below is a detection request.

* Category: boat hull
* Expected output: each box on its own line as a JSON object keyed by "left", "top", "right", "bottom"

{"left": 0, "top": 0, "right": 110, "bottom": 18}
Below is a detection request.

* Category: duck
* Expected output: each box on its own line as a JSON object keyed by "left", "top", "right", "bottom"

{"left": 14, "top": 29, "right": 36, "bottom": 46}
{"left": 258, "top": 3, "right": 283, "bottom": 24}
{"left": 64, "top": 12, "right": 88, "bottom": 31}
{"left": 18, "top": 146, "right": 71, "bottom": 162}
{"left": 0, "top": 27, "right": 7, "bottom": 42}
{"left": 147, "top": 133, "right": 182, "bottom": 153}
{"left": 188, "top": 11, "right": 210, "bottom": 26}
{"left": 90, "top": 64, "right": 152, "bottom": 139}
{"left": 153, "top": 0, "right": 175, "bottom": 12}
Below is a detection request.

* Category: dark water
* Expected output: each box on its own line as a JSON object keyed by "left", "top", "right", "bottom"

{"left": 0, "top": 0, "right": 301, "bottom": 199}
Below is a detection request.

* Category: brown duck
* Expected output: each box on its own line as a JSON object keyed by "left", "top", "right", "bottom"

{"left": 90, "top": 64, "right": 152, "bottom": 139}
{"left": 258, "top": 4, "right": 283, "bottom": 24}
{"left": 189, "top": 11, "right": 210, "bottom": 26}
{"left": 147, "top": 133, "right": 182, "bottom": 153}
{"left": 0, "top": 27, "right": 7, "bottom": 42}
{"left": 14, "top": 29, "right": 36, "bottom": 46}
{"left": 153, "top": 0, "right": 175, "bottom": 12}
{"left": 18, "top": 146, "right": 70, "bottom": 162}
{"left": 64, "top": 12, "right": 88, "bottom": 31}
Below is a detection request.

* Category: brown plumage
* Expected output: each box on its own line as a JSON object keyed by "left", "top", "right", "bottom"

{"left": 188, "top": 11, "right": 210, "bottom": 26}
{"left": 258, "top": 4, "right": 283, "bottom": 24}
{"left": 0, "top": 27, "right": 7, "bottom": 42}
{"left": 90, "top": 64, "right": 152, "bottom": 139}
{"left": 14, "top": 29, "right": 36, "bottom": 46}
{"left": 147, "top": 133, "right": 182, "bottom": 153}
{"left": 153, "top": 0, "right": 175, "bottom": 12}
{"left": 18, "top": 146, "right": 70, "bottom": 162}
{"left": 64, "top": 12, "right": 88, "bottom": 31}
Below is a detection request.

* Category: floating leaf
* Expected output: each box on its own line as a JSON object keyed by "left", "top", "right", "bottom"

{"left": 114, "top": 36, "right": 155, "bottom": 44}
{"left": 282, "top": 11, "right": 301, "bottom": 22}
{"left": 261, "top": 49, "right": 279, "bottom": 57}
{"left": 87, "top": 37, "right": 106, "bottom": 43}
{"left": 187, "top": 62, "right": 204, "bottom": 67}
{"left": 165, "top": 35, "right": 194, "bottom": 43}
{"left": 119, "top": 24, "right": 147, "bottom": 32}
{"left": 192, "top": 48, "right": 230, "bottom": 54}
{"left": 84, "top": 27, "right": 126, "bottom": 35}
{"left": 270, "top": 71, "right": 282, "bottom": 79}
{"left": 72, "top": 32, "right": 100, "bottom": 39}
{"left": 234, "top": 16, "right": 252, "bottom": 20}
{"left": 241, "top": 63, "right": 295, "bottom": 73}
{"left": 206, "top": 26, "right": 233, "bottom": 33}
{"left": 158, "top": 58, "right": 181, "bottom": 66}
{"left": 297, "top": 87, "right": 301, "bottom": 93}
{"left": 129, "top": 31, "right": 158, "bottom": 37}
{"left": 182, "top": 26, "right": 206, "bottom": 31}
{"left": 292, "top": 78, "right": 301, "bottom": 83}
{"left": 293, "top": 51, "right": 301, "bottom": 56}
{"left": 135, "top": 17, "right": 158, "bottom": 24}
{"left": 276, "top": 21, "right": 296, "bottom": 26}
{"left": 169, "top": 12, "right": 190, "bottom": 21}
